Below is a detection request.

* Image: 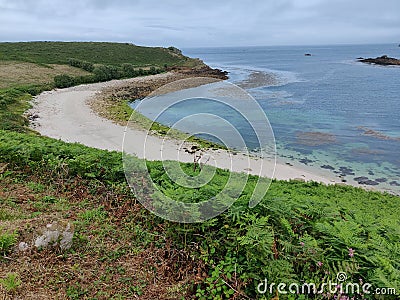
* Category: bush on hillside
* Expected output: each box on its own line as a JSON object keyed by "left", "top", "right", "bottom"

{"left": 122, "top": 63, "right": 136, "bottom": 77}
{"left": 67, "top": 58, "right": 95, "bottom": 72}
{"left": 54, "top": 74, "right": 75, "bottom": 88}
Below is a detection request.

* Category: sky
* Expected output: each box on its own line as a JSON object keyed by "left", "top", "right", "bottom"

{"left": 0, "top": 0, "right": 399, "bottom": 48}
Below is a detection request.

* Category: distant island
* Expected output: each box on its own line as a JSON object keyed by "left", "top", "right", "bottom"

{"left": 358, "top": 55, "right": 400, "bottom": 66}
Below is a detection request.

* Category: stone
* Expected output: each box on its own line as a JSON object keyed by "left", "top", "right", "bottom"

{"left": 321, "top": 165, "right": 335, "bottom": 170}
{"left": 299, "top": 158, "right": 314, "bottom": 165}
{"left": 35, "top": 221, "right": 74, "bottom": 251}
{"left": 375, "top": 178, "right": 388, "bottom": 183}
{"left": 354, "top": 176, "right": 379, "bottom": 186}
{"left": 339, "top": 166, "right": 355, "bottom": 176}
{"left": 18, "top": 242, "right": 29, "bottom": 252}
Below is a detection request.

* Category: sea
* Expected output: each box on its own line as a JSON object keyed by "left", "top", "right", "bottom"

{"left": 134, "top": 44, "right": 400, "bottom": 194}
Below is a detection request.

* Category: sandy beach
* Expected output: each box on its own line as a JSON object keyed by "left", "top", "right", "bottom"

{"left": 27, "top": 73, "right": 348, "bottom": 186}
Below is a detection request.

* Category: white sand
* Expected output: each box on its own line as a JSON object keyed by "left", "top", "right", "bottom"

{"left": 28, "top": 75, "right": 344, "bottom": 185}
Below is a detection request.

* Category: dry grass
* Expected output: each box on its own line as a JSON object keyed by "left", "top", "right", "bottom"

{"left": 0, "top": 62, "right": 90, "bottom": 89}
{"left": 0, "top": 170, "right": 202, "bottom": 299}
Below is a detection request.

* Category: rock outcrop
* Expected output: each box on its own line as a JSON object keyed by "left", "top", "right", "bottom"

{"left": 358, "top": 55, "right": 400, "bottom": 66}
{"left": 167, "top": 65, "right": 229, "bottom": 80}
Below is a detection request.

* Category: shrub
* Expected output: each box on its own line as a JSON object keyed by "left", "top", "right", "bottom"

{"left": 0, "top": 229, "right": 17, "bottom": 255}
{"left": 167, "top": 46, "right": 182, "bottom": 55}
{"left": 73, "top": 75, "right": 97, "bottom": 85}
{"left": 0, "top": 130, "right": 127, "bottom": 182}
{"left": 149, "top": 66, "right": 158, "bottom": 75}
{"left": 67, "top": 58, "right": 94, "bottom": 72}
{"left": 93, "top": 65, "right": 122, "bottom": 81}
{"left": 15, "top": 84, "right": 52, "bottom": 96}
{"left": 0, "top": 89, "right": 31, "bottom": 132}
{"left": 122, "top": 63, "right": 136, "bottom": 77}
{"left": 0, "top": 273, "right": 22, "bottom": 293}
{"left": 54, "top": 74, "right": 75, "bottom": 88}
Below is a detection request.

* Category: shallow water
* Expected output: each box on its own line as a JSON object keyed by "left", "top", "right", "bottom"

{"left": 133, "top": 44, "right": 400, "bottom": 193}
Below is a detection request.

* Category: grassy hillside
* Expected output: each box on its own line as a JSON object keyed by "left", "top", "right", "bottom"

{"left": 0, "top": 131, "right": 399, "bottom": 299}
{"left": 0, "top": 61, "right": 91, "bottom": 89}
{"left": 0, "top": 42, "right": 203, "bottom": 132}
{"left": 0, "top": 42, "right": 200, "bottom": 67}
{"left": 0, "top": 42, "right": 399, "bottom": 299}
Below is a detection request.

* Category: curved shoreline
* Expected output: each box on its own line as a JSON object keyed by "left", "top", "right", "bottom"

{"left": 27, "top": 73, "right": 370, "bottom": 189}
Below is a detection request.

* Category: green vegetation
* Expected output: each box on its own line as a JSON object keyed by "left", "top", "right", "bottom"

{"left": 0, "top": 273, "right": 22, "bottom": 293}
{"left": 0, "top": 229, "right": 17, "bottom": 255}
{"left": 129, "top": 109, "right": 227, "bottom": 149}
{"left": 0, "top": 61, "right": 90, "bottom": 89}
{"left": 0, "top": 84, "right": 50, "bottom": 131}
{"left": 0, "top": 41, "right": 398, "bottom": 299}
{"left": 0, "top": 131, "right": 399, "bottom": 299}
{"left": 0, "top": 131, "right": 199, "bottom": 298}
{"left": 0, "top": 42, "right": 198, "bottom": 67}
{"left": 67, "top": 58, "right": 95, "bottom": 72}
{"left": 0, "top": 41, "right": 203, "bottom": 132}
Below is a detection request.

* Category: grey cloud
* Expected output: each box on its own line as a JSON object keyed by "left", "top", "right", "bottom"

{"left": 0, "top": 0, "right": 399, "bottom": 47}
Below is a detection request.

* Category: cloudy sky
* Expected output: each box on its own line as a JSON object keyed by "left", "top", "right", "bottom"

{"left": 0, "top": 0, "right": 399, "bottom": 47}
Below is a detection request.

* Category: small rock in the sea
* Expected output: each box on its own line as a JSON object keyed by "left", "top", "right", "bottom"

{"left": 368, "top": 170, "right": 375, "bottom": 176}
{"left": 389, "top": 181, "right": 400, "bottom": 186}
{"left": 358, "top": 55, "right": 400, "bottom": 66}
{"left": 321, "top": 165, "right": 335, "bottom": 170}
{"left": 375, "top": 178, "right": 388, "bottom": 183}
{"left": 354, "top": 176, "right": 369, "bottom": 181}
{"left": 286, "top": 162, "right": 294, "bottom": 166}
{"left": 354, "top": 176, "right": 379, "bottom": 186}
{"left": 299, "top": 158, "right": 313, "bottom": 165}
{"left": 364, "top": 180, "right": 379, "bottom": 186}
{"left": 339, "top": 166, "right": 355, "bottom": 176}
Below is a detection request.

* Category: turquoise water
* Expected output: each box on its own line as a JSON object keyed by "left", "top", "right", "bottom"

{"left": 134, "top": 44, "right": 400, "bottom": 193}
